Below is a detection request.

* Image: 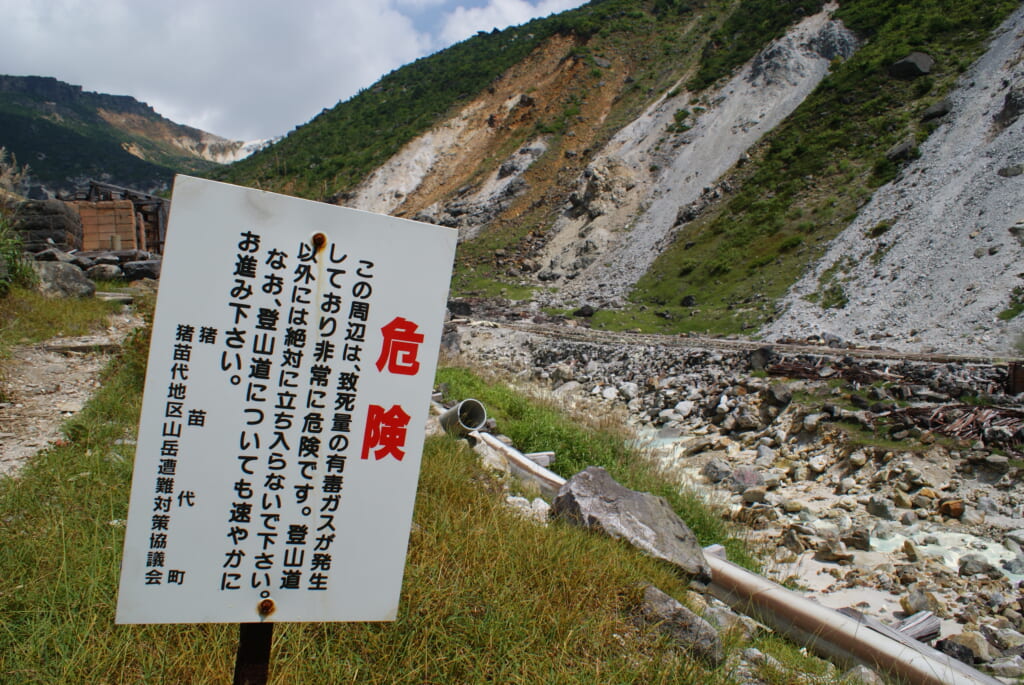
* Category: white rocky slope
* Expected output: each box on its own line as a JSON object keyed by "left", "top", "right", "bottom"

{"left": 764, "top": 6, "right": 1024, "bottom": 357}
{"left": 537, "top": 5, "right": 857, "bottom": 306}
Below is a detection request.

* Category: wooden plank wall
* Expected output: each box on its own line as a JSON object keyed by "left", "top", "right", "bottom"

{"left": 73, "top": 200, "right": 142, "bottom": 251}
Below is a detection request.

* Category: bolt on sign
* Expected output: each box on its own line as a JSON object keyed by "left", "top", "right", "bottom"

{"left": 117, "top": 175, "right": 457, "bottom": 624}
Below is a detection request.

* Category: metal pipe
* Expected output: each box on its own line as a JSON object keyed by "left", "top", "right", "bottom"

{"left": 702, "top": 547, "right": 1002, "bottom": 685}
{"left": 469, "top": 430, "right": 565, "bottom": 499}
{"left": 440, "top": 399, "right": 487, "bottom": 437}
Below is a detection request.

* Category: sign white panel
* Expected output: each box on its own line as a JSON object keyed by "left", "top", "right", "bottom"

{"left": 116, "top": 176, "right": 457, "bottom": 624}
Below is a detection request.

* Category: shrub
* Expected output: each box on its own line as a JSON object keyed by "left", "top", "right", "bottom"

{"left": 0, "top": 214, "right": 35, "bottom": 295}
{"left": 867, "top": 220, "right": 892, "bottom": 238}
{"left": 778, "top": 235, "right": 804, "bottom": 252}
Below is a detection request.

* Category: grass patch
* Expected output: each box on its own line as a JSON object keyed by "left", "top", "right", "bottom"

{"left": 451, "top": 271, "right": 536, "bottom": 300}
{"left": 866, "top": 220, "right": 893, "bottom": 238}
{"left": 997, "top": 286, "right": 1024, "bottom": 321}
{"left": 0, "top": 287, "right": 124, "bottom": 354}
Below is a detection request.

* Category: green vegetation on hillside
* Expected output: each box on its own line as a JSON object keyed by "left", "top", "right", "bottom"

{"left": 0, "top": 81, "right": 221, "bottom": 194}
{"left": 0, "top": 108, "right": 177, "bottom": 189}
{"left": 215, "top": 0, "right": 752, "bottom": 201}
{"left": 628, "top": 0, "right": 1020, "bottom": 334}
{"left": 687, "top": 0, "right": 827, "bottom": 91}
{"left": 213, "top": 0, "right": 1019, "bottom": 338}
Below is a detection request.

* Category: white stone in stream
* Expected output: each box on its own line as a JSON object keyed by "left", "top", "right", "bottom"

{"left": 602, "top": 386, "right": 619, "bottom": 401}
{"left": 849, "top": 450, "right": 868, "bottom": 467}
{"left": 989, "top": 655, "right": 1024, "bottom": 679}
{"left": 808, "top": 452, "right": 830, "bottom": 473}
{"left": 619, "top": 382, "right": 640, "bottom": 399}
{"left": 674, "top": 400, "right": 695, "bottom": 417}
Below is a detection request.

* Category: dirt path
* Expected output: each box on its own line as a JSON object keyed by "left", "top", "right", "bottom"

{"left": 0, "top": 308, "right": 142, "bottom": 478}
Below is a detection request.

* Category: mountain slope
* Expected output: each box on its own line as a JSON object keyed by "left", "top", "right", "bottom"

{"left": 0, "top": 75, "right": 255, "bottom": 196}
{"left": 215, "top": 0, "right": 1023, "bottom": 356}
{"left": 765, "top": 4, "right": 1024, "bottom": 355}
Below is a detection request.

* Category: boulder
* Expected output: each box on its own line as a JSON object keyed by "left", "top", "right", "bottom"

{"left": 941, "top": 631, "right": 996, "bottom": 663}
{"left": 86, "top": 264, "right": 124, "bottom": 281}
{"left": 989, "top": 655, "right": 1024, "bottom": 679}
{"left": 674, "top": 400, "right": 696, "bottom": 418}
{"left": 13, "top": 199, "right": 83, "bottom": 252}
{"left": 638, "top": 585, "right": 722, "bottom": 665}
{"left": 866, "top": 496, "right": 898, "bottom": 521}
{"left": 748, "top": 346, "right": 773, "bottom": 371}
{"left": 552, "top": 466, "right": 710, "bottom": 580}
{"left": 959, "top": 553, "right": 1003, "bottom": 578}
{"left": 573, "top": 304, "right": 596, "bottom": 318}
{"left": 618, "top": 382, "right": 640, "bottom": 400}
{"left": 728, "top": 466, "right": 765, "bottom": 493}
{"left": 32, "top": 261, "right": 96, "bottom": 298}
{"left": 888, "top": 52, "right": 934, "bottom": 79}
{"left": 70, "top": 254, "right": 96, "bottom": 270}
{"left": 702, "top": 458, "right": 732, "bottom": 483}
{"left": 447, "top": 300, "right": 472, "bottom": 317}
{"left": 921, "top": 98, "right": 952, "bottom": 121}
{"left": 996, "top": 82, "right": 1024, "bottom": 128}
{"left": 122, "top": 260, "right": 162, "bottom": 281}
{"left": 841, "top": 664, "right": 886, "bottom": 685}
{"left": 33, "top": 247, "right": 76, "bottom": 263}
{"left": 766, "top": 384, "right": 792, "bottom": 407}
{"left": 90, "top": 252, "right": 122, "bottom": 266}
{"left": 939, "top": 498, "right": 965, "bottom": 518}
{"left": 937, "top": 636, "right": 980, "bottom": 665}
{"left": 885, "top": 139, "right": 917, "bottom": 162}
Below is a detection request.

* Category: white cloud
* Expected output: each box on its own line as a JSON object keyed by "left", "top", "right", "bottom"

{"left": 0, "top": 0, "right": 431, "bottom": 140}
{"left": 439, "top": 0, "right": 586, "bottom": 45}
{"left": 393, "top": 0, "right": 450, "bottom": 9}
{"left": 0, "top": 0, "right": 587, "bottom": 141}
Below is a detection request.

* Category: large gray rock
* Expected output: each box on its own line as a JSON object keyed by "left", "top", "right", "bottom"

{"left": 32, "top": 261, "right": 95, "bottom": 298}
{"left": 638, "top": 585, "right": 722, "bottom": 665}
{"left": 552, "top": 466, "right": 710, "bottom": 580}
{"left": 922, "top": 98, "right": 952, "bottom": 121}
{"left": 86, "top": 263, "right": 123, "bottom": 281}
{"left": 33, "top": 247, "right": 76, "bottom": 263}
{"left": 959, "top": 553, "right": 1003, "bottom": 578}
{"left": 996, "top": 82, "right": 1024, "bottom": 128}
{"left": 889, "top": 52, "right": 934, "bottom": 79}
{"left": 13, "top": 199, "right": 83, "bottom": 252}
{"left": 122, "top": 259, "right": 161, "bottom": 281}
{"left": 866, "top": 495, "right": 898, "bottom": 521}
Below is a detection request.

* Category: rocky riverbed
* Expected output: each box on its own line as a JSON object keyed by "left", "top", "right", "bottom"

{"left": 447, "top": 317, "right": 1024, "bottom": 680}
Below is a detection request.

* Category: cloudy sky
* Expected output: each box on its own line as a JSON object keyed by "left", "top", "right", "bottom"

{"left": 0, "top": 0, "right": 588, "bottom": 142}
